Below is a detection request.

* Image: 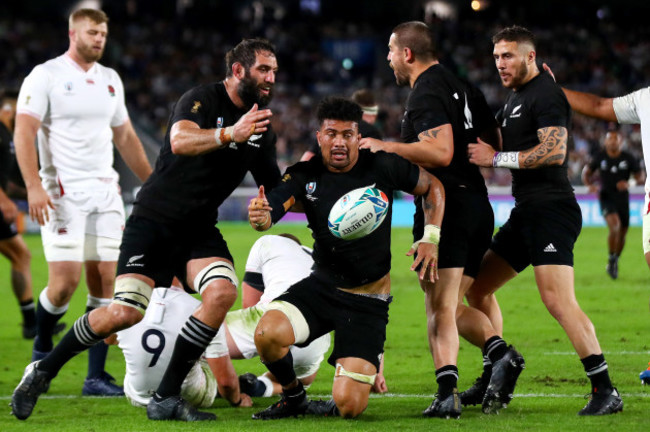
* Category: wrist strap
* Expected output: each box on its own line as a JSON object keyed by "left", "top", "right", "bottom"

{"left": 410, "top": 224, "right": 441, "bottom": 252}
{"left": 493, "top": 151, "right": 519, "bottom": 169}
{"left": 214, "top": 126, "right": 235, "bottom": 147}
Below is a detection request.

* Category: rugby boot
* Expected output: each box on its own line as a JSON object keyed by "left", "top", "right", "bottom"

{"left": 306, "top": 399, "right": 340, "bottom": 416}
{"left": 147, "top": 393, "right": 216, "bottom": 421}
{"left": 423, "top": 389, "right": 461, "bottom": 419}
{"left": 238, "top": 372, "right": 267, "bottom": 397}
{"left": 459, "top": 375, "right": 488, "bottom": 406}
{"left": 23, "top": 322, "right": 66, "bottom": 340}
{"left": 482, "top": 346, "right": 525, "bottom": 414}
{"left": 578, "top": 387, "right": 623, "bottom": 415}
{"left": 252, "top": 391, "right": 309, "bottom": 420}
{"left": 640, "top": 362, "right": 650, "bottom": 385}
{"left": 10, "top": 361, "right": 52, "bottom": 420}
{"left": 82, "top": 371, "right": 124, "bottom": 396}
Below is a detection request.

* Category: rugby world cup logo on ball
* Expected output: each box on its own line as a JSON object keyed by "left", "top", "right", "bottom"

{"left": 328, "top": 186, "right": 389, "bottom": 240}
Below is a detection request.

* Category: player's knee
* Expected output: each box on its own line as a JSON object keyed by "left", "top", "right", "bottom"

{"left": 105, "top": 302, "right": 143, "bottom": 330}
{"left": 201, "top": 282, "right": 238, "bottom": 311}
{"left": 333, "top": 389, "right": 367, "bottom": 419}
{"left": 254, "top": 310, "right": 293, "bottom": 351}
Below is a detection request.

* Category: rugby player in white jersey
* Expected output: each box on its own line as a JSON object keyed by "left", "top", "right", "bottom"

{"left": 13, "top": 8, "right": 152, "bottom": 396}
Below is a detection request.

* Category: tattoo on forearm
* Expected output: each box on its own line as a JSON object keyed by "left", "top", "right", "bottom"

{"left": 419, "top": 128, "right": 442, "bottom": 141}
{"left": 521, "top": 127, "right": 567, "bottom": 168}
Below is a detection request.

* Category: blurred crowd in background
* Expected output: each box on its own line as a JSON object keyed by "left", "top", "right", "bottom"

{"left": 2, "top": 0, "right": 649, "bottom": 187}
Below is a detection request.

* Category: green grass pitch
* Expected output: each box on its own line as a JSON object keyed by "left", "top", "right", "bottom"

{"left": 0, "top": 223, "right": 648, "bottom": 431}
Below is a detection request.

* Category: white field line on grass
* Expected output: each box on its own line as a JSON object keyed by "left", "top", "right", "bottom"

{"left": 543, "top": 351, "right": 650, "bottom": 356}
{"left": 2, "top": 392, "right": 650, "bottom": 400}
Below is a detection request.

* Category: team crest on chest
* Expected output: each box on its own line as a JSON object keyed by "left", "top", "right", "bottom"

{"left": 108, "top": 85, "right": 115, "bottom": 97}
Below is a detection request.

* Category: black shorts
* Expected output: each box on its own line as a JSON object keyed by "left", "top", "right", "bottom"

{"left": 0, "top": 210, "right": 17, "bottom": 240}
{"left": 116, "top": 215, "right": 233, "bottom": 287}
{"left": 414, "top": 187, "right": 494, "bottom": 278}
{"left": 599, "top": 193, "right": 630, "bottom": 228}
{"left": 275, "top": 274, "right": 390, "bottom": 370}
{"left": 491, "top": 197, "right": 582, "bottom": 273}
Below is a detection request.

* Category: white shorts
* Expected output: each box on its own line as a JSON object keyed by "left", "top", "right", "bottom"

{"left": 643, "top": 193, "right": 650, "bottom": 254}
{"left": 225, "top": 305, "right": 331, "bottom": 379}
{"left": 41, "top": 185, "right": 125, "bottom": 262}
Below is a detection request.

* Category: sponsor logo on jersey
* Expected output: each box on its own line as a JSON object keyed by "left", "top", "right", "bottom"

{"left": 510, "top": 104, "right": 522, "bottom": 118}
{"left": 543, "top": 243, "right": 557, "bottom": 253}
{"left": 127, "top": 254, "right": 145, "bottom": 267}
{"left": 247, "top": 134, "right": 262, "bottom": 148}
{"left": 191, "top": 101, "right": 201, "bottom": 113}
{"left": 282, "top": 173, "right": 292, "bottom": 182}
{"left": 64, "top": 82, "right": 73, "bottom": 92}
{"left": 108, "top": 85, "right": 115, "bottom": 97}
{"left": 216, "top": 117, "right": 223, "bottom": 128}
{"left": 306, "top": 182, "right": 317, "bottom": 194}
{"left": 57, "top": 227, "right": 68, "bottom": 235}
{"left": 86, "top": 79, "right": 95, "bottom": 85}
{"left": 229, "top": 142, "right": 238, "bottom": 150}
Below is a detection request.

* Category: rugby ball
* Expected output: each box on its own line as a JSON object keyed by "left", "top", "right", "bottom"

{"left": 328, "top": 186, "right": 389, "bottom": 240}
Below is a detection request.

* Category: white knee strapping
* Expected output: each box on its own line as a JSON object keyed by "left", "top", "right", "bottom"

{"left": 86, "top": 295, "right": 112, "bottom": 309}
{"left": 643, "top": 212, "right": 650, "bottom": 254}
{"left": 193, "top": 261, "right": 239, "bottom": 295}
{"left": 39, "top": 287, "right": 69, "bottom": 314}
{"left": 335, "top": 363, "right": 376, "bottom": 385}
{"left": 112, "top": 278, "right": 153, "bottom": 315}
{"left": 264, "top": 300, "right": 310, "bottom": 344}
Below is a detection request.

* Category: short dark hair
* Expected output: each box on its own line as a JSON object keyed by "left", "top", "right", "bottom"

{"left": 492, "top": 25, "right": 536, "bottom": 49}
{"left": 392, "top": 21, "right": 438, "bottom": 61}
{"left": 225, "top": 38, "right": 276, "bottom": 77}
{"left": 316, "top": 97, "right": 362, "bottom": 126}
{"left": 350, "top": 89, "right": 376, "bottom": 108}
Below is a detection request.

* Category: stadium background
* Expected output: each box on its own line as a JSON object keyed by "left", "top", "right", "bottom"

{"left": 2, "top": 0, "right": 650, "bottom": 228}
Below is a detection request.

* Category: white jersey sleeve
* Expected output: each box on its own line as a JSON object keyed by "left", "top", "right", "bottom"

{"left": 17, "top": 65, "right": 51, "bottom": 121}
{"left": 109, "top": 69, "right": 129, "bottom": 128}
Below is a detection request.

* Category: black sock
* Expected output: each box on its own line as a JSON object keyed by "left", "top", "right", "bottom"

{"left": 284, "top": 380, "right": 306, "bottom": 404}
{"left": 34, "top": 302, "right": 66, "bottom": 352}
{"left": 39, "top": 313, "right": 103, "bottom": 377}
{"left": 85, "top": 305, "right": 108, "bottom": 379}
{"left": 581, "top": 353, "right": 613, "bottom": 393}
{"left": 436, "top": 365, "right": 459, "bottom": 399}
{"left": 263, "top": 351, "right": 297, "bottom": 387}
{"left": 20, "top": 299, "right": 36, "bottom": 327}
{"left": 156, "top": 316, "right": 217, "bottom": 398}
{"left": 483, "top": 336, "right": 508, "bottom": 364}
{"left": 482, "top": 354, "right": 493, "bottom": 380}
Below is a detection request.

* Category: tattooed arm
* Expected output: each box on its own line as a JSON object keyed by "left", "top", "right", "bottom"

{"left": 359, "top": 123, "right": 453, "bottom": 169}
{"left": 469, "top": 126, "right": 567, "bottom": 169}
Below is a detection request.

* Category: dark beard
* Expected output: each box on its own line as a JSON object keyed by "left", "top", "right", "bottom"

{"left": 237, "top": 74, "right": 272, "bottom": 109}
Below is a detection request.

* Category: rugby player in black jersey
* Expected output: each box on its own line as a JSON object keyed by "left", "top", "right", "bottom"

{"left": 11, "top": 38, "right": 281, "bottom": 422}
{"left": 360, "top": 21, "right": 518, "bottom": 418}
{"left": 247, "top": 96, "right": 445, "bottom": 419}
{"left": 582, "top": 128, "right": 644, "bottom": 279}
{"left": 467, "top": 26, "right": 623, "bottom": 416}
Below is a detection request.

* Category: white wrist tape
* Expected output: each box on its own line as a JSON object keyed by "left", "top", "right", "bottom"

{"left": 411, "top": 224, "right": 441, "bottom": 251}
{"left": 492, "top": 151, "right": 520, "bottom": 169}
{"left": 214, "top": 126, "right": 235, "bottom": 147}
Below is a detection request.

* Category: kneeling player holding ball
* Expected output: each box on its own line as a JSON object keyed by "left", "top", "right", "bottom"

{"left": 247, "top": 96, "right": 445, "bottom": 419}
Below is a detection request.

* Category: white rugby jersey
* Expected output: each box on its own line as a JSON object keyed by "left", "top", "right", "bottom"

{"left": 16, "top": 54, "right": 129, "bottom": 191}
{"left": 245, "top": 235, "right": 314, "bottom": 304}
{"left": 117, "top": 287, "right": 227, "bottom": 406}
{"left": 613, "top": 87, "right": 650, "bottom": 197}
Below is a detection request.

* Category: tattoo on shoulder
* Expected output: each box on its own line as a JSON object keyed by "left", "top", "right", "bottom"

{"left": 521, "top": 127, "right": 567, "bottom": 168}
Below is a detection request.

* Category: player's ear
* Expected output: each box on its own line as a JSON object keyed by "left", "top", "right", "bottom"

{"left": 232, "top": 62, "right": 245, "bottom": 80}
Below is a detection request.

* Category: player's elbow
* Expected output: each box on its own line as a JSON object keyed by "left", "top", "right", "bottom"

{"left": 170, "top": 138, "right": 192, "bottom": 155}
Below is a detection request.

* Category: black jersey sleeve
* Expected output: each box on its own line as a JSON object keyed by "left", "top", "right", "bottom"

{"left": 533, "top": 83, "right": 569, "bottom": 129}
{"left": 588, "top": 153, "right": 602, "bottom": 172}
{"left": 377, "top": 152, "right": 420, "bottom": 193}
{"left": 250, "top": 133, "right": 281, "bottom": 192}
{"left": 409, "top": 86, "right": 451, "bottom": 134}
{"left": 628, "top": 152, "right": 641, "bottom": 174}
{"left": 169, "top": 86, "right": 213, "bottom": 127}
{"left": 467, "top": 84, "right": 498, "bottom": 134}
{"left": 266, "top": 163, "right": 305, "bottom": 224}
{"left": 243, "top": 271, "right": 264, "bottom": 292}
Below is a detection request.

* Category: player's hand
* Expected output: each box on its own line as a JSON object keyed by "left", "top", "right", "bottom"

{"left": 236, "top": 393, "right": 253, "bottom": 408}
{"left": 372, "top": 372, "right": 388, "bottom": 393}
{"left": 248, "top": 186, "right": 272, "bottom": 231}
{"left": 232, "top": 104, "right": 273, "bottom": 143}
{"left": 408, "top": 242, "right": 439, "bottom": 282}
{"left": 27, "top": 184, "right": 55, "bottom": 225}
{"left": 359, "top": 137, "right": 387, "bottom": 153}
{"left": 616, "top": 180, "right": 629, "bottom": 191}
{"left": 542, "top": 62, "right": 556, "bottom": 82}
{"left": 0, "top": 194, "right": 18, "bottom": 224}
{"left": 468, "top": 138, "right": 497, "bottom": 167}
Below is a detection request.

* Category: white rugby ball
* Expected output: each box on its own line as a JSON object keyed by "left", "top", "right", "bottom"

{"left": 328, "top": 186, "right": 389, "bottom": 240}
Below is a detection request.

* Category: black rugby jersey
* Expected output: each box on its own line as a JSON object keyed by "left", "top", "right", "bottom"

{"left": 401, "top": 64, "right": 496, "bottom": 192}
{"left": 588, "top": 150, "right": 640, "bottom": 198}
{"left": 266, "top": 150, "right": 420, "bottom": 288}
{"left": 134, "top": 82, "right": 281, "bottom": 223}
{"left": 497, "top": 73, "right": 574, "bottom": 204}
